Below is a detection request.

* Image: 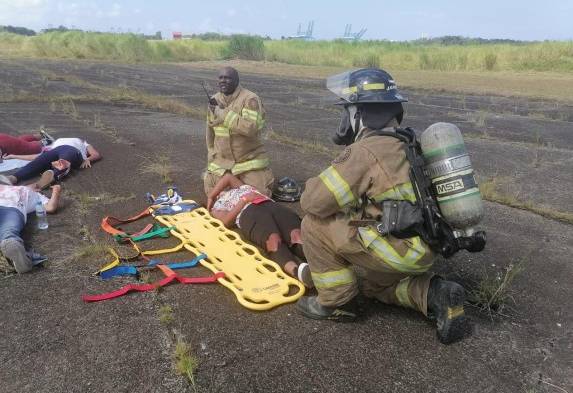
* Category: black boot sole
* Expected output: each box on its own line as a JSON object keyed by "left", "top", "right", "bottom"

{"left": 436, "top": 284, "right": 469, "bottom": 344}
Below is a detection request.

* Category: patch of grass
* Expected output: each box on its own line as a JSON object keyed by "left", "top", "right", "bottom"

{"left": 265, "top": 129, "right": 336, "bottom": 157}
{"left": 70, "top": 242, "right": 112, "bottom": 263}
{"left": 140, "top": 154, "right": 176, "bottom": 184}
{"left": 109, "top": 87, "right": 205, "bottom": 118}
{"left": 223, "top": 35, "right": 265, "bottom": 61}
{"left": 174, "top": 337, "right": 199, "bottom": 390}
{"left": 479, "top": 178, "right": 573, "bottom": 224}
{"left": 159, "top": 305, "right": 174, "bottom": 325}
{"left": 468, "top": 262, "right": 524, "bottom": 317}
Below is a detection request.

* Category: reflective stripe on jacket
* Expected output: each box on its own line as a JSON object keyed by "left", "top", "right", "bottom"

{"left": 300, "top": 128, "right": 435, "bottom": 273}
{"left": 206, "top": 86, "right": 269, "bottom": 175}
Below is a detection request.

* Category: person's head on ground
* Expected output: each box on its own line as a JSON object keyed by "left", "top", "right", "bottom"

{"left": 327, "top": 68, "right": 407, "bottom": 146}
{"left": 218, "top": 67, "right": 240, "bottom": 95}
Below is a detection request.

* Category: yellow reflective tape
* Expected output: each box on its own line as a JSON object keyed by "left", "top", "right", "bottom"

{"left": 363, "top": 83, "right": 385, "bottom": 91}
{"left": 395, "top": 276, "right": 414, "bottom": 309}
{"left": 231, "top": 158, "right": 270, "bottom": 175}
{"left": 447, "top": 306, "right": 464, "bottom": 319}
{"left": 256, "top": 117, "right": 265, "bottom": 130}
{"left": 318, "top": 166, "right": 356, "bottom": 208}
{"left": 241, "top": 108, "right": 259, "bottom": 119}
{"left": 224, "top": 111, "right": 239, "bottom": 128}
{"left": 373, "top": 182, "right": 416, "bottom": 203}
{"left": 214, "top": 126, "right": 230, "bottom": 137}
{"left": 341, "top": 86, "right": 358, "bottom": 95}
{"left": 311, "top": 268, "right": 355, "bottom": 290}
{"left": 207, "top": 162, "right": 226, "bottom": 176}
{"left": 358, "top": 228, "right": 427, "bottom": 273}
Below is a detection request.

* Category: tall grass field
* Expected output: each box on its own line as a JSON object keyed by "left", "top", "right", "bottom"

{"left": 0, "top": 31, "right": 572, "bottom": 73}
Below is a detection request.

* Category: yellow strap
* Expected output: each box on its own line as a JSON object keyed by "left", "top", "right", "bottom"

{"left": 318, "top": 166, "right": 356, "bottom": 208}
{"left": 94, "top": 248, "right": 121, "bottom": 274}
{"left": 231, "top": 158, "right": 269, "bottom": 175}
{"left": 358, "top": 227, "right": 428, "bottom": 273}
{"left": 311, "top": 268, "right": 355, "bottom": 290}
{"left": 152, "top": 200, "right": 305, "bottom": 311}
{"left": 373, "top": 182, "right": 416, "bottom": 203}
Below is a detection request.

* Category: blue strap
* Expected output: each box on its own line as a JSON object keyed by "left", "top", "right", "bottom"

{"left": 100, "top": 254, "right": 207, "bottom": 280}
{"left": 147, "top": 254, "right": 207, "bottom": 269}
{"left": 100, "top": 266, "right": 138, "bottom": 280}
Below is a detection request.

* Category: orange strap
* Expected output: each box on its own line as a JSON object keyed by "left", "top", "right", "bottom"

{"left": 101, "top": 208, "right": 152, "bottom": 236}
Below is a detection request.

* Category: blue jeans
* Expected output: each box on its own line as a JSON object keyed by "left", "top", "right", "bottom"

{"left": 0, "top": 206, "right": 25, "bottom": 242}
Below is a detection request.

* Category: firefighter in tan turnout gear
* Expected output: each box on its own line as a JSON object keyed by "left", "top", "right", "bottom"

{"left": 204, "top": 67, "right": 274, "bottom": 196}
{"left": 296, "top": 68, "right": 470, "bottom": 344}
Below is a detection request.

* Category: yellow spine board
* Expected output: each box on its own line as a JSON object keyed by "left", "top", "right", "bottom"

{"left": 152, "top": 201, "right": 305, "bottom": 311}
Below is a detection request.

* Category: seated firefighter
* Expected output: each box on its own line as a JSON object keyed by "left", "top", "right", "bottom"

{"left": 296, "top": 68, "right": 472, "bottom": 344}
{"left": 207, "top": 173, "right": 312, "bottom": 288}
{"left": 0, "top": 176, "right": 61, "bottom": 273}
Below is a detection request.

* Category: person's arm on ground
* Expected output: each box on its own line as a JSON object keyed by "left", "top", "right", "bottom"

{"left": 2, "top": 153, "right": 40, "bottom": 161}
{"left": 43, "top": 185, "right": 61, "bottom": 213}
{"left": 206, "top": 173, "right": 244, "bottom": 210}
{"left": 80, "top": 145, "right": 102, "bottom": 168}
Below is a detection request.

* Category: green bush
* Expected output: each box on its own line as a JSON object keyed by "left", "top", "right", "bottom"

{"left": 224, "top": 35, "right": 265, "bottom": 60}
{"left": 484, "top": 53, "right": 497, "bottom": 70}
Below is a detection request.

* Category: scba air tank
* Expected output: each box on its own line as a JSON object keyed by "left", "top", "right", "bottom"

{"left": 420, "top": 122, "right": 483, "bottom": 236}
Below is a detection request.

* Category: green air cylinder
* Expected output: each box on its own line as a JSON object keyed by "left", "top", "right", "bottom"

{"left": 420, "top": 122, "right": 483, "bottom": 236}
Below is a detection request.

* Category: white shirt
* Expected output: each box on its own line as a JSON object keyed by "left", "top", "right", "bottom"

{"left": 49, "top": 138, "right": 90, "bottom": 160}
{"left": 0, "top": 185, "right": 49, "bottom": 223}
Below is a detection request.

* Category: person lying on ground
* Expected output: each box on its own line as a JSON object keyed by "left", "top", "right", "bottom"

{"left": 2, "top": 137, "right": 101, "bottom": 187}
{"left": 0, "top": 129, "right": 54, "bottom": 158}
{"left": 207, "top": 173, "right": 313, "bottom": 288}
{"left": 0, "top": 176, "right": 61, "bottom": 274}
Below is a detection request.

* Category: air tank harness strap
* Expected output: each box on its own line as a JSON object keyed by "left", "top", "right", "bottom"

{"left": 82, "top": 265, "right": 225, "bottom": 303}
{"left": 99, "top": 253, "right": 207, "bottom": 280}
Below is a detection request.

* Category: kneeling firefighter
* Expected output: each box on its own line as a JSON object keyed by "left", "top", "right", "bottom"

{"left": 297, "top": 68, "right": 486, "bottom": 344}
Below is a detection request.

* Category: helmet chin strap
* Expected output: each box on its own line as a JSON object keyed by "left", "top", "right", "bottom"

{"left": 350, "top": 106, "right": 366, "bottom": 142}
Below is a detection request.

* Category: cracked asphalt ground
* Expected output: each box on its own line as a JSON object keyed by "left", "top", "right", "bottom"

{"left": 0, "top": 58, "right": 571, "bottom": 393}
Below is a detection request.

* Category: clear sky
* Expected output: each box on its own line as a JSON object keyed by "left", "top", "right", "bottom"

{"left": 0, "top": 0, "right": 571, "bottom": 41}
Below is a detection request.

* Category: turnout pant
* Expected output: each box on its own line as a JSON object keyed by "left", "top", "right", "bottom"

{"left": 301, "top": 214, "right": 435, "bottom": 316}
{"left": 204, "top": 168, "right": 274, "bottom": 197}
{"left": 13, "top": 145, "right": 83, "bottom": 182}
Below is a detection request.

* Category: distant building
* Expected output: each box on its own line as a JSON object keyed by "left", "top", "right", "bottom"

{"left": 172, "top": 32, "right": 182, "bottom": 40}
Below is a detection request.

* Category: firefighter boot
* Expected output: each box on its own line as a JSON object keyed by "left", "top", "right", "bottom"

{"left": 296, "top": 296, "right": 357, "bottom": 322}
{"left": 427, "top": 277, "right": 469, "bottom": 344}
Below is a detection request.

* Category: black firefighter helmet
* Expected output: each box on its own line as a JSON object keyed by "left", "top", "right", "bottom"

{"left": 328, "top": 68, "right": 407, "bottom": 145}
{"left": 327, "top": 68, "right": 407, "bottom": 105}
{"left": 272, "top": 177, "right": 302, "bottom": 202}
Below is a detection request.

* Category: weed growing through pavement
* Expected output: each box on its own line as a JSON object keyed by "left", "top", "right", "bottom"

{"left": 159, "top": 305, "right": 174, "bottom": 325}
{"left": 479, "top": 177, "right": 573, "bottom": 224}
{"left": 140, "top": 154, "right": 176, "bottom": 184}
{"left": 174, "top": 337, "right": 199, "bottom": 391}
{"left": 70, "top": 242, "right": 111, "bottom": 263}
{"left": 468, "top": 262, "right": 524, "bottom": 318}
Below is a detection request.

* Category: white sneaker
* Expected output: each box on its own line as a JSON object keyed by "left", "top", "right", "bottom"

{"left": 297, "top": 263, "right": 314, "bottom": 288}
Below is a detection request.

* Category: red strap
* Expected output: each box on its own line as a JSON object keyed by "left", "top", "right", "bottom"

{"left": 82, "top": 271, "right": 225, "bottom": 302}
{"left": 101, "top": 208, "right": 152, "bottom": 236}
